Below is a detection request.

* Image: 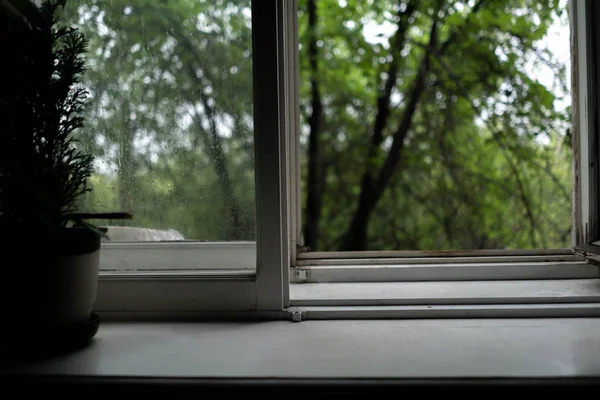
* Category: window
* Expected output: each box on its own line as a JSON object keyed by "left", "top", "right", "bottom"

{"left": 61, "top": 0, "right": 258, "bottom": 277}
{"left": 286, "top": 0, "right": 600, "bottom": 318}
{"left": 571, "top": 0, "right": 600, "bottom": 261}
{"left": 51, "top": 0, "right": 293, "bottom": 316}
{"left": 289, "top": 0, "right": 592, "bottom": 286}
{"left": 15, "top": 0, "right": 600, "bottom": 319}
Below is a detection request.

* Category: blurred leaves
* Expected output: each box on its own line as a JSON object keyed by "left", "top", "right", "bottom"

{"left": 63, "top": 0, "right": 571, "bottom": 250}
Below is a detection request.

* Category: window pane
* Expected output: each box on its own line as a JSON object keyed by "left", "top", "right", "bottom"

{"left": 299, "top": 0, "right": 572, "bottom": 252}
{"left": 63, "top": 0, "right": 255, "bottom": 245}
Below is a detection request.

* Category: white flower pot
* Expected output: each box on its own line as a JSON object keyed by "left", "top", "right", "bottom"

{"left": 2, "top": 227, "right": 101, "bottom": 327}
{"left": 38, "top": 249, "right": 100, "bottom": 324}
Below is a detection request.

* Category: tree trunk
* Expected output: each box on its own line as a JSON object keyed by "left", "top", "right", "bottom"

{"left": 304, "top": 0, "right": 324, "bottom": 251}
{"left": 207, "top": 132, "right": 243, "bottom": 240}
{"left": 340, "top": 176, "right": 378, "bottom": 250}
{"left": 192, "top": 107, "right": 243, "bottom": 240}
{"left": 177, "top": 36, "right": 244, "bottom": 240}
{"left": 340, "top": 10, "right": 438, "bottom": 251}
{"left": 117, "top": 103, "right": 135, "bottom": 215}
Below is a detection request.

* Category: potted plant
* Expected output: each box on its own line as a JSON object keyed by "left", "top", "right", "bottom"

{"left": 0, "top": 0, "right": 131, "bottom": 345}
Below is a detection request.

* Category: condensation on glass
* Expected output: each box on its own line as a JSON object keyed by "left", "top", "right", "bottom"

{"left": 65, "top": 0, "right": 255, "bottom": 243}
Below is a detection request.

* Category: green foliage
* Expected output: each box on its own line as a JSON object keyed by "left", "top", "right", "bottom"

{"left": 60, "top": 0, "right": 571, "bottom": 250}
{"left": 299, "top": 0, "right": 571, "bottom": 250}
{"left": 1, "top": 0, "right": 95, "bottom": 230}
{"left": 63, "top": 0, "right": 255, "bottom": 240}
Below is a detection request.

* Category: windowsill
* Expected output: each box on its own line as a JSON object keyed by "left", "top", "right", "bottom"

{"left": 3, "top": 318, "right": 600, "bottom": 385}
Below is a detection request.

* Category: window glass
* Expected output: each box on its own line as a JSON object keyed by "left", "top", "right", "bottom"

{"left": 63, "top": 0, "right": 255, "bottom": 244}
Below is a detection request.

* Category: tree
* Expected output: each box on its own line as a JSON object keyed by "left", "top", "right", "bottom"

{"left": 60, "top": 0, "right": 571, "bottom": 251}
{"left": 63, "top": 0, "right": 255, "bottom": 240}
{"left": 299, "top": 0, "right": 571, "bottom": 251}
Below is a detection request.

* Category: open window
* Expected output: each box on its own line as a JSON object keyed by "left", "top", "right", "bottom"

{"left": 571, "top": 0, "right": 600, "bottom": 263}
{"left": 288, "top": 0, "right": 600, "bottom": 285}
{"left": 283, "top": 0, "right": 600, "bottom": 318}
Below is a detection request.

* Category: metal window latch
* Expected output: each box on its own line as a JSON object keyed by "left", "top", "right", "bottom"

{"left": 291, "top": 310, "right": 302, "bottom": 322}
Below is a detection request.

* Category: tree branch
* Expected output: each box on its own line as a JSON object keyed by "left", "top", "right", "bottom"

{"left": 433, "top": 51, "right": 540, "bottom": 247}
{"left": 439, "top": 0, "right": 484, "bottom": 54}
{"left": 177, "top": 36, "right": 244, "bottom": 239}
{"left": 340, "top": 3, "right": 440, "bottom": 251}
{"left": 369, "top": 0, "right": 417, "bottom": 152}
{"left": 339, "top": 0, "right": 492, "bottom": 251}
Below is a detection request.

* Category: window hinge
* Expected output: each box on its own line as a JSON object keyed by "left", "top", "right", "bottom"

{"left": 297, "top": 244, "right": 311, "bottom": 253}
{"left": 294, "top": 268, "right": 308, "bottom": 281}
{"left": 573, "top": 244, "right": 600, "bottom": 266}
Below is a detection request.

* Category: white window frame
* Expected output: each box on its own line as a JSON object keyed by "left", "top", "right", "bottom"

{"left": 571, "top": 0, "right": 600, "bottom": 263}
{"left": 94, "top": 0, "right": 293, "bottom": 317}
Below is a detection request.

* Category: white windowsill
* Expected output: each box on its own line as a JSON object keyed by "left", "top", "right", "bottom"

{"left": 5, "top": 319, "right": 600, "bottom": 380}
